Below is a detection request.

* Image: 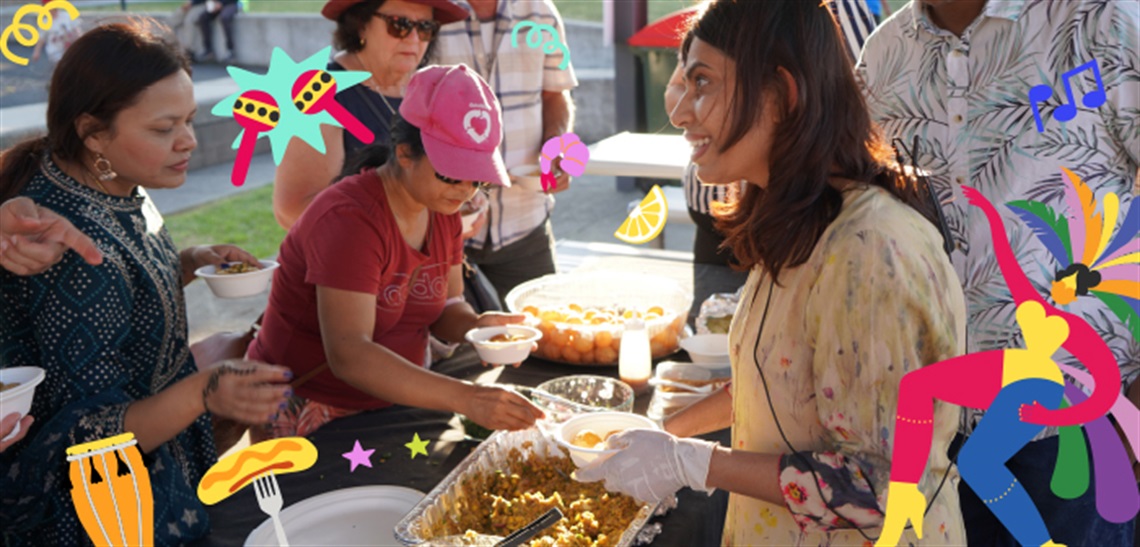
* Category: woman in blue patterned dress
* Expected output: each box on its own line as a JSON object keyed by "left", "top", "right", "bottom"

{"left": 0, "top": 22, "right": 291, "bottom": 546}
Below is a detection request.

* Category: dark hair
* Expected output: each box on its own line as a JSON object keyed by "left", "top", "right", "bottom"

{"left": 0, "top": 20, "right": 190, "bottom": 202}
{"left": 333, "top": 0, "right": 437, "bottom": 66}
{"left": 686, "top": 0, "right": 941, "bottom": 282}
{"left": 337, "top": 114, "right": 425, "bottom": 179}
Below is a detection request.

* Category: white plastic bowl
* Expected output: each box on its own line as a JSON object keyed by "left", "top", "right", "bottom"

{"left": 0, "top": 367, "right": 46, "bottom": 441}
{"left": 508, "top": 164, "right": 545, "bottom": 192}
{"left": 465, "top": 325, "right": 542, "bottom": 366}
{"left": 461, "top": 207, "right": 485, "bottom": 233}
{"left": 195, "top": 259, "right": 279, "bottom": 299}
{"left": 555, "top": 411, "right": 659, "bottom": 467}
{"left": 679, "top": 333, "right": 729, "bottom": 368}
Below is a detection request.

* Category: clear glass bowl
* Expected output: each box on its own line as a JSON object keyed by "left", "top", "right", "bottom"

{"left": 529, "top": 375, "right": 634, "bottom": 424}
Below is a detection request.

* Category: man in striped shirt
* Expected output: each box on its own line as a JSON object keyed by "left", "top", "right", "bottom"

{"left": 432, "top": 0, "right": 576, "bottom": 304}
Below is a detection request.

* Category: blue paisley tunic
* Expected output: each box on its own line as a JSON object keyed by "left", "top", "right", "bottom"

{"left": 0, "top": 156, "right": 214, "bottom": 545}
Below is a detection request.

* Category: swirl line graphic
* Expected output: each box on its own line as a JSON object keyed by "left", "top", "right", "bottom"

{"left": 1, "top": 0, "right": 79, "bottom": 66}
{"left": 510, "top": 21, "right": 570, "bottom": 70}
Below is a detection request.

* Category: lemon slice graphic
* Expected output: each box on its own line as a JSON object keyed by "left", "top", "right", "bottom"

{"left": 615, "top": 184, "right": 668, "bottom": 245}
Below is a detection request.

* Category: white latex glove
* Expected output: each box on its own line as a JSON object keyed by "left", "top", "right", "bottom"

{"left": 571, "top": 428, "right": 717, "bottom": 504}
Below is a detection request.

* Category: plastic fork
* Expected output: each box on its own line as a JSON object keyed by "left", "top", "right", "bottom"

{"left": 253, "top": 472, "right": 290, "bottom": 547}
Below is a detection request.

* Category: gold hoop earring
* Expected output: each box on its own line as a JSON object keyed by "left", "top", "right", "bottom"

{"left": 94, "top": 153, "right": 117, "bottom": 182}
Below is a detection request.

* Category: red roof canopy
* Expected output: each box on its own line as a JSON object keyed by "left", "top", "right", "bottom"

{"left": 627, "top": 6, "right": 701, "bottom": 49}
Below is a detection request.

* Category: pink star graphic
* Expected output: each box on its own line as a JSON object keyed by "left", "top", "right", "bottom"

{"left": 342, "top": 440, "right": 374, "bottom": 472}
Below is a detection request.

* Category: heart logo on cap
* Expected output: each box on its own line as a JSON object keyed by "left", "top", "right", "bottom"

{"left": 463, "top": 109, "right": 492, "bottom": 144}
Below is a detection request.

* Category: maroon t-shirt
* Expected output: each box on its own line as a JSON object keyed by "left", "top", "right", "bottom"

{"left": 249, "top": 170, "right": 463, "bottom": 410}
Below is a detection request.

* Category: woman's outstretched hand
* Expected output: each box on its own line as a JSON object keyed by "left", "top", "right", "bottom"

{"left": 572, "top": 428, "right": 716, "bottom": 505}
{"left": 460, "top": 384, "right": 545, "bottom": 431}
{"left": 200, "top": 360, "right": 292, "bottom": 425}
{"left": 0, "top": 197, "right": 102, "bottom": 275}
{"left": 0, "top": 413, "right": 34, "bottom": 452}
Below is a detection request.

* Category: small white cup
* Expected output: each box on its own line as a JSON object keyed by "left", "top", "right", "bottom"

{"left": 508, "top": 164, "right": 545, "bottom": 192}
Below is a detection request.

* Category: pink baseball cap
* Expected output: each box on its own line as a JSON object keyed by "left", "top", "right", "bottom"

{"left": 399, "top": 64, "right": 510, "bottom": 188}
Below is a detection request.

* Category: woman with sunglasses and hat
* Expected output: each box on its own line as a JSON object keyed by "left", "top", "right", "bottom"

{"left": 248, "top": 64, "right": 544, "bottom": 440}
{"left": 272, "top": 0, "right": 469, "bottom": 230}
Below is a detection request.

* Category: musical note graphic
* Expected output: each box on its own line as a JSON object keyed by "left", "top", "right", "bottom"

{"left": 1, "top": 0, "right": 79, "bottom": 66}
{"left": 510, "top": 21, "right": 571, "bottom": 70}
{"left": 1028, "top": 58, "right": 1107, "bottom": 133}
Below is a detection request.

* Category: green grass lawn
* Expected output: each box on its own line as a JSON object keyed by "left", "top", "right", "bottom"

{"left": 164, "top": 185, "right": 287, "bottom": 260}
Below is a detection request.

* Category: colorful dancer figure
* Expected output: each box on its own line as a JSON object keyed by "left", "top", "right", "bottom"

{"left": 66, "top": 433, "right": 154, "bottom": 547}
{"left": 876, "top": 186, "right": 1130, "bottom": 547}
{"left": 292, "top": 69, "right": 374, "bottom": 145}
{"left": 1007, "top": 167, "right": 1139, "bottom": 339}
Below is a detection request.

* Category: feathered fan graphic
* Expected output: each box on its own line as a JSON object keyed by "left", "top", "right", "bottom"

{"left": 1006, "top": 167, "right": 1139, "bottom": 341}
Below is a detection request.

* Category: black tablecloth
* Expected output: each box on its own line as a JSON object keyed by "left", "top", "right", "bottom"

{"left": 197, "top": 259, "right": 743, "bottom": 546}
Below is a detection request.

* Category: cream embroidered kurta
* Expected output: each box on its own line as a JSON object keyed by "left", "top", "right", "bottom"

{"left": 724, "top": 186, "right": 967, "bottom": 546}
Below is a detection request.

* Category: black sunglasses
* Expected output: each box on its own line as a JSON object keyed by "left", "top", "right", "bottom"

{"left": 372, "top": 12, "right": 441, "bottom": 42}
{"left": 435, "top": 170, "right": 490, "bottom": 191}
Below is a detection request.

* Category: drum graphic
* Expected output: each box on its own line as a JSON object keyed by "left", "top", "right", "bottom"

{"left": 66, "top": 432, "right": 154, "bottom": 547}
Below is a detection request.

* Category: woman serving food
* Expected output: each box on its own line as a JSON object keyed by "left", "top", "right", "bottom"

{"left": 573, "top": 2, "right": 968, "bottom": 545}
{"left": 248, "top": 64, "right": 543, "bottom": 440}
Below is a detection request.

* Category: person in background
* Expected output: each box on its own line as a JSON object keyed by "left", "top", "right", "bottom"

{"left": 196, "top": 0, "right": 239, "bottom": 63}
{"left": 573, "top": 2, "right": 966, "bottom": 545}
{"left": 273, "top": 0, "right": 469, "bottom": 230}
{"left": 858, "top": 1, "right": 1138, "bottom": 544}
{"left": 432, "top": 0, "right": 576, "bottom": 305}
{"left": 29, "top": 0, "right": 82, "bottom": 65}
{"left": 249, "top": 65, "right": 543, "bottom": 441}
{"left": 172, "top": 0, "right": 208, "bottom": 60}
{"left": 865, "top": 0, "right": 891, "bottom": 23}
{"left": 0, "top": 22, "right": 290, "bottom": 545}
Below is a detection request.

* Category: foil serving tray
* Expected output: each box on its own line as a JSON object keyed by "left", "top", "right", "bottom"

{"left": 394, "top": 427, "right": 658, "bottom": 546}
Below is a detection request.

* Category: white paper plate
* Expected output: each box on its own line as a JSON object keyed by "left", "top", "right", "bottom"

{"left": 244, "top": 485, "right": 425, "bottom": 546}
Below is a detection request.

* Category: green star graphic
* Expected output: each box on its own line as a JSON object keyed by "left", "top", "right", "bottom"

{"left": 405, "top": 433, "right": 430, "bottom": 460}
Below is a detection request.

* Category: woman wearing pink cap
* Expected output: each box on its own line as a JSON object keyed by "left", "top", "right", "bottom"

{"left": 273, "top": 0, "right": 469, "bottom": 230}
{"left": 249, "top": 64, "right": 544, "bottom": 439}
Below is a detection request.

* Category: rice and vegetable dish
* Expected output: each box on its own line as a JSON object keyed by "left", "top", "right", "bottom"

{"left": 438, "top": 447, "right": 643, "bottom": 547}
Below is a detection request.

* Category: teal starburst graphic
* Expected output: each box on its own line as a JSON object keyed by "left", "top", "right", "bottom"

{"left": 210, "top": 46, "right": 371, "bottom": 164}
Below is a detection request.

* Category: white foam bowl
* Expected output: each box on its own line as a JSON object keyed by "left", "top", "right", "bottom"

{"left": 465, "top": 325, "right": 542, "bottom": 366}
{"left": 461, "top": 207, "right": 485, "bottom": 233}
{"left": 508, "top": 164, "right": 545, "bottom": 192}
{"left": 195, "top": 259, "right": 279, "bottom": 299}
{"left": 0, "top": 367, "right": 45, "bottom": 441}
{"left": 555, "top": 411, "right": 659, "bottom": 467}
{"left": 679, "top": 333, "right": 729, "bottom": 368}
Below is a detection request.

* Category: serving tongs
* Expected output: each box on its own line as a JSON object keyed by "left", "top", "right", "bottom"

{"left": 494, "top": 507, "right": 564, "bottom": 547}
